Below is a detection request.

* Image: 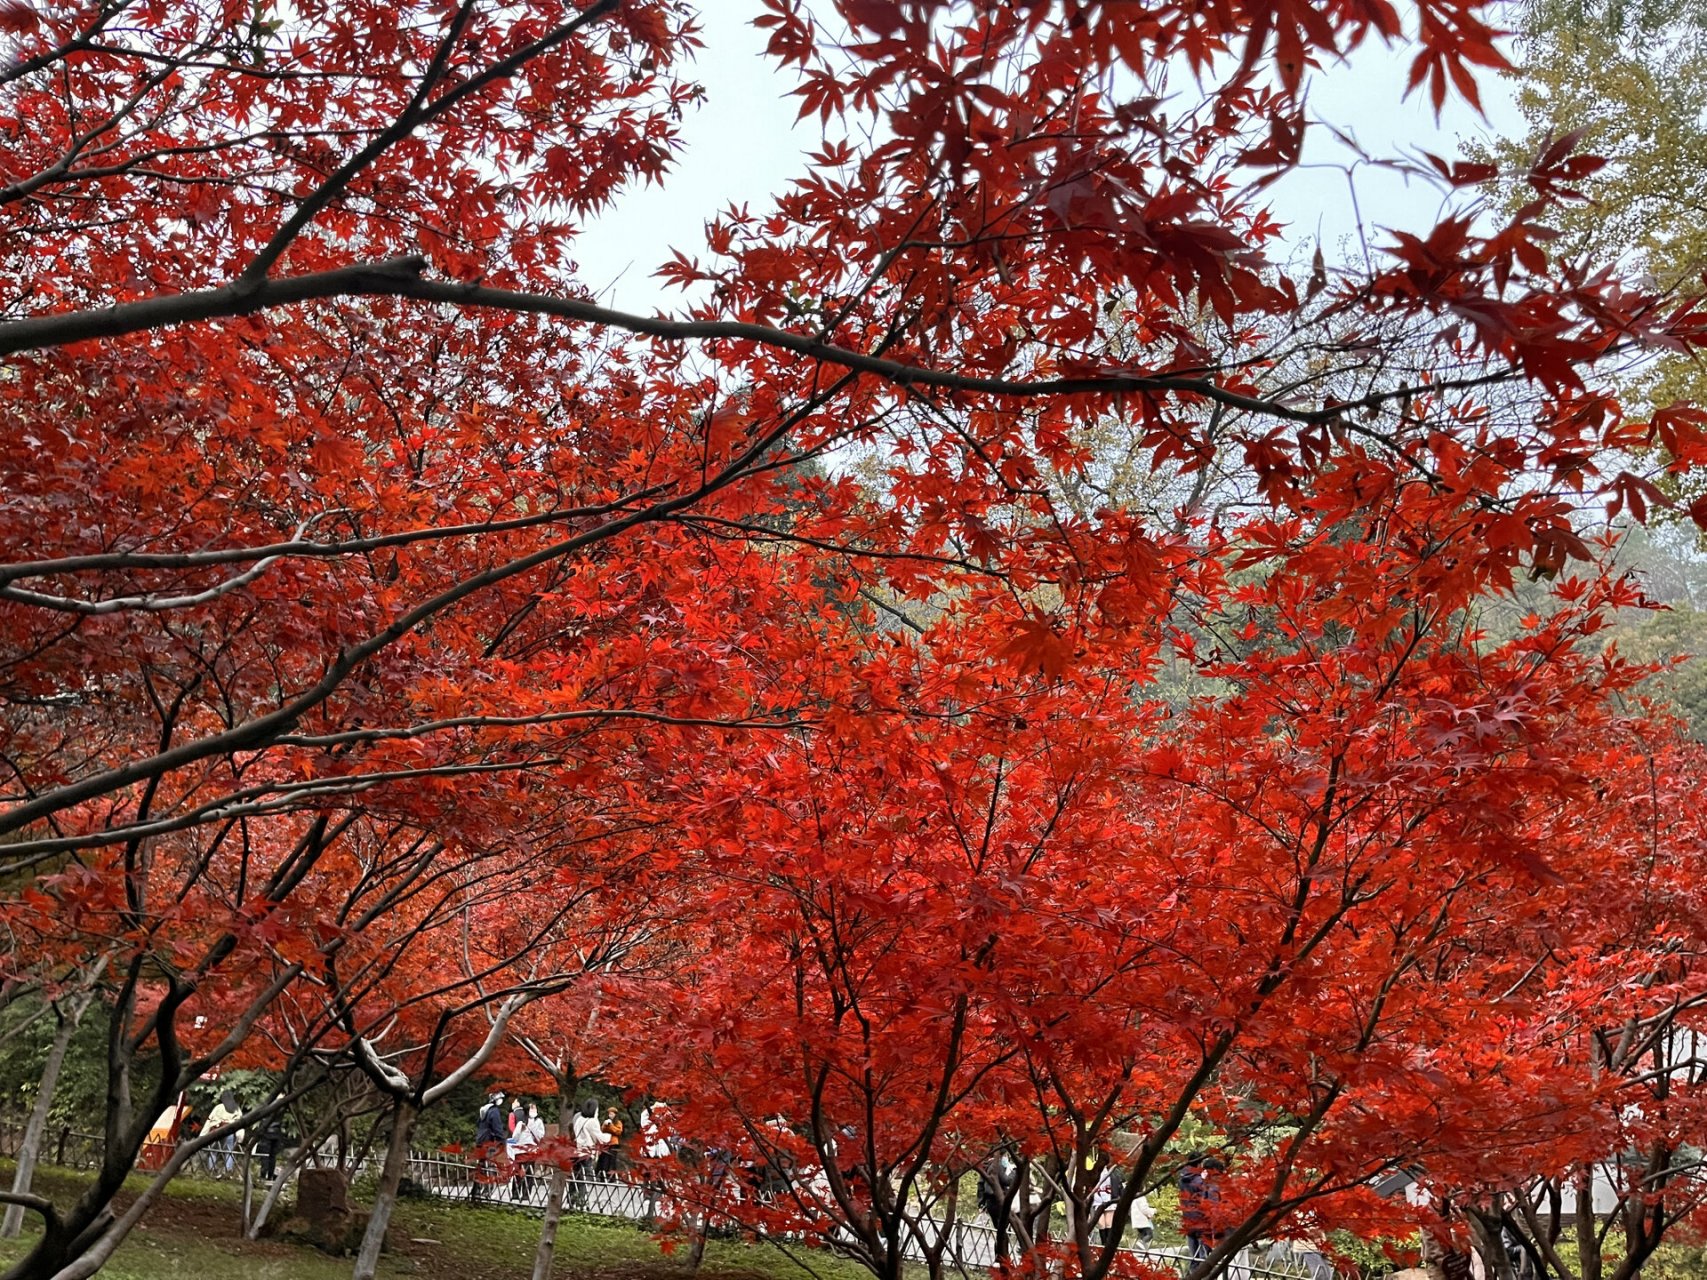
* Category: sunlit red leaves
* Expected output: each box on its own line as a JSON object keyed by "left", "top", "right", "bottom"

{"left": 4, "top": 1, "right": 1707, "bottom": 1268}
{"left": 601, "top": 516, "right": 1699, "bottom": 1268}
{"left": 998, "top": 614, "right": 1075, "bottom": 679}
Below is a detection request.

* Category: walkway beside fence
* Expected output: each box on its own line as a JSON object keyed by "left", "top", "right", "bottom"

{"left": 0, "top": 1118, "right": 1339, "bottom": 1280}
{"left": 402, "top": 1148, "right": 1336, "bottom": 1280}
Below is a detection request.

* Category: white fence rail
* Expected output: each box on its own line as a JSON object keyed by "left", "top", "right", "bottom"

{"left": 0, "top": 1117, "right": 1343, "bottom": 1280}
{"left": 401, "top": 1150, "right": 1343, "bottom": 1280}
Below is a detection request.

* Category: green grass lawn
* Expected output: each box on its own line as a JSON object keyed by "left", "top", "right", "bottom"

{"left": 0, "top": 1164, "right": 876, "bottom": 1280}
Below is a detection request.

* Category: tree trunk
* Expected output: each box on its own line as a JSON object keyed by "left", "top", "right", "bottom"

{"left": 36, "top": 1096, "right": 292, "bottom": 1280}
{"left": 683, "top": 1163, "right": 718, "bottom": 1280}
{"left": 249, "top": 1103, "right": 342, "bottom": 1241}
{"left": 1469, "top": 1209, "right": 1518, "bottom": 1280}
{"left": 351, "top": 1101, "right": 415, "bottom": 1280}
{"left": 1574, "top": 1170, "right": 1602, "bottom": 1280}
{"left": 246, "top": 1151, "right": 298, "bottom": 1241}
{"left": 684, "top": 1214, "right": 708, "bottom": 1276}
{"left": 530, "top": 1074, "right": 575, "bottom": 1280}
{"left": 3, "top": 970, "right": 180, "bottom": 1280}
{"left": 239, "top": 1149, "right": 254, "bottom": 1235}
{"left": 1, "top": 1003, "right": 80, "bottom": 1238}
{"left": 530, "top": 1164, "right": 569, "bottom": 1280}
{"left": 1421, "top": 1229, "right": 1474, "bottom": 1280}
{"left": 1060, "top": 1186, "right": 1077, "bottom": 1262}
{"left": 248, "top": 1111, "right": 334, "bottom": 1242}
{"left": 992, "top": 1161, "right": 1018, "bottom": 1262}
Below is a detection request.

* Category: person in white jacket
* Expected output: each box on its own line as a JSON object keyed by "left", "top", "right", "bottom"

{"left": 568, "top": 1099, "right": 611, "bottom": 1208}
{"left": 508, "top": 1101, "right": 545, "bottom": 1199}
{"left": 1092, "top": 1167, "right": 1154, "bottom": 1249}
{"left": 640, "top": 1105, "right": 675, "bottom": 1161}
{"left": 1130, "top": 1192, "right": 1156, "bottom": 1246}
{"left": 204, "top": 1090, "right": 244, "bottom": 1176}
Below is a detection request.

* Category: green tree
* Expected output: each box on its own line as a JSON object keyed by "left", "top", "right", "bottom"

{"left": 1469, "top": 2, "right": 1707, "bottom": 735}
{"left": 1481, "top": 0, "right": 1707, "bottom": 419}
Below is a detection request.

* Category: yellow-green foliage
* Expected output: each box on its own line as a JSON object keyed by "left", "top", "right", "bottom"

{"left": 1642, "top": 1241, "right": 1707, "bottom": 1279}
{"left": 1487, "top": 2, "right": 1707, "bottom": 287}
{"left": 1475, "top": 0, "right": 1707, "bottom": 498}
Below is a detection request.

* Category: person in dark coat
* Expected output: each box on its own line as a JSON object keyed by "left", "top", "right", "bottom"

{"left": 1179, "top": 1155, "right": 1225, "bottom": 1261}
{"left": 473, "top": 1091, "right": 507, "bottom": 1201}
{"left": 476, "top": 1091, "right": 508, "bottom": 1147}
{"left": 977, "top": 1147, "right": 1020, "bottom": 1258}
{"left": 258, "top": 1115, "right": 287, "bottom": 1181}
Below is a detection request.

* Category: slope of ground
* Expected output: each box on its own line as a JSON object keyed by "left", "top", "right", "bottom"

{"left": 0, "top": 1165, "right": 869, "bottom": 1280}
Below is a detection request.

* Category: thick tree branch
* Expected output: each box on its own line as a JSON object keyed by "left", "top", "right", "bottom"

{"left": 0, "top": 759, "right": 565, "bottom": 865}
{"left": 0, "top": 489, "right": 664, "bottom": 584}
{"left": 0, "top": 259, "right": 1522, "bottom": 426}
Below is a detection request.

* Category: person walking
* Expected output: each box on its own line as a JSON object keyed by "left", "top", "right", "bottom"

{"left": 640, "top": 1105, "right": 675, "bottom": 1161}
{"left": 1179, "top": 1155, "right": 1224, "bottom": 1262}
{"left": 204, "top": 1089, "right": 244, "bottom": 1177}
{"left": 977, "top": 1147, "right": 1019, "bottom": 1259}
{"left": 638, "top": 1105, "right": 675, "bottom": 1220}
{"left": 510, "top": 1101, "right": 545, "bottom": 1201}
{"left": 473, "top": 1090, "right": 507, "bottom": 1202}
{"left": 258, "top": 1115, "right": 287, "bottom": 1181}
{"left": 1129, "top": 1190, "right": 1156, "bottom": 1247}
{"left": 570, "top": 1099, "right": 610, "bottom": 1208}
{"left": 1092, "top": 1165, "right": 1123, "bottom": 1248}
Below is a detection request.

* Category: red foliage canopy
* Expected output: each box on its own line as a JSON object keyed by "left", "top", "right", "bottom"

{"left": 1, "top": 3, "right": 1705, "bottom": 1279}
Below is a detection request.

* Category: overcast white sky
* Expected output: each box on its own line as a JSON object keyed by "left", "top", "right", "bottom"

{"left": 572, "top": 6, "right": 1525, "bottom": 311}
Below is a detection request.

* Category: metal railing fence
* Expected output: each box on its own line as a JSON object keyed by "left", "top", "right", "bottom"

{"left": 0, "top": 1118, "right": 1347, "bottom": 1280}
{"left": 401, "top": 1148, "right": 1344, "bottom": 1280}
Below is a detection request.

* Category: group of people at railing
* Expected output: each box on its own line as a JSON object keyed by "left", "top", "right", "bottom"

{"left": 140, "top": 1088, "right": 288, "bottom": 1177}
{"left": 459, "top": 1098, "right": 1225, "bottom": 1267}
{"left": 470, "top": 1089, "right": 632, "bottom": 1203}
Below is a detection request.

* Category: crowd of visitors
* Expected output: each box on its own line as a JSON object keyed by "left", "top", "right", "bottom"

{"left": 469, "top": 1095, "right": 1252, "bottom": 1268}
{"left": 130, "top": 1085, "right": 1324, "bottom": 1271}
{"left": 136, "top": 1083, "right": 1268, "bottom": 1268}
{"left": 471, "top": 1090, "right": 622, "bottom": 1204}
{"left": 139, "top": 1088, "right": 287, "bottom": 1178}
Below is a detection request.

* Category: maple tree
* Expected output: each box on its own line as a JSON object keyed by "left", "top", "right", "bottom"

{"left": 1413, "top": 733, "right": 1707, "bottom": 1280}
{"left": 613, "top": 491, "right": 1704, "bottom": 1280}
{"left": 268, "top": 810, "right": 655, "bottom": 1280}
{"left": 3, "top": 2, "right": 1707, "bottom": 1279}
{"left": 484, "top": 973, "right": 656, "bottom": 1280}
